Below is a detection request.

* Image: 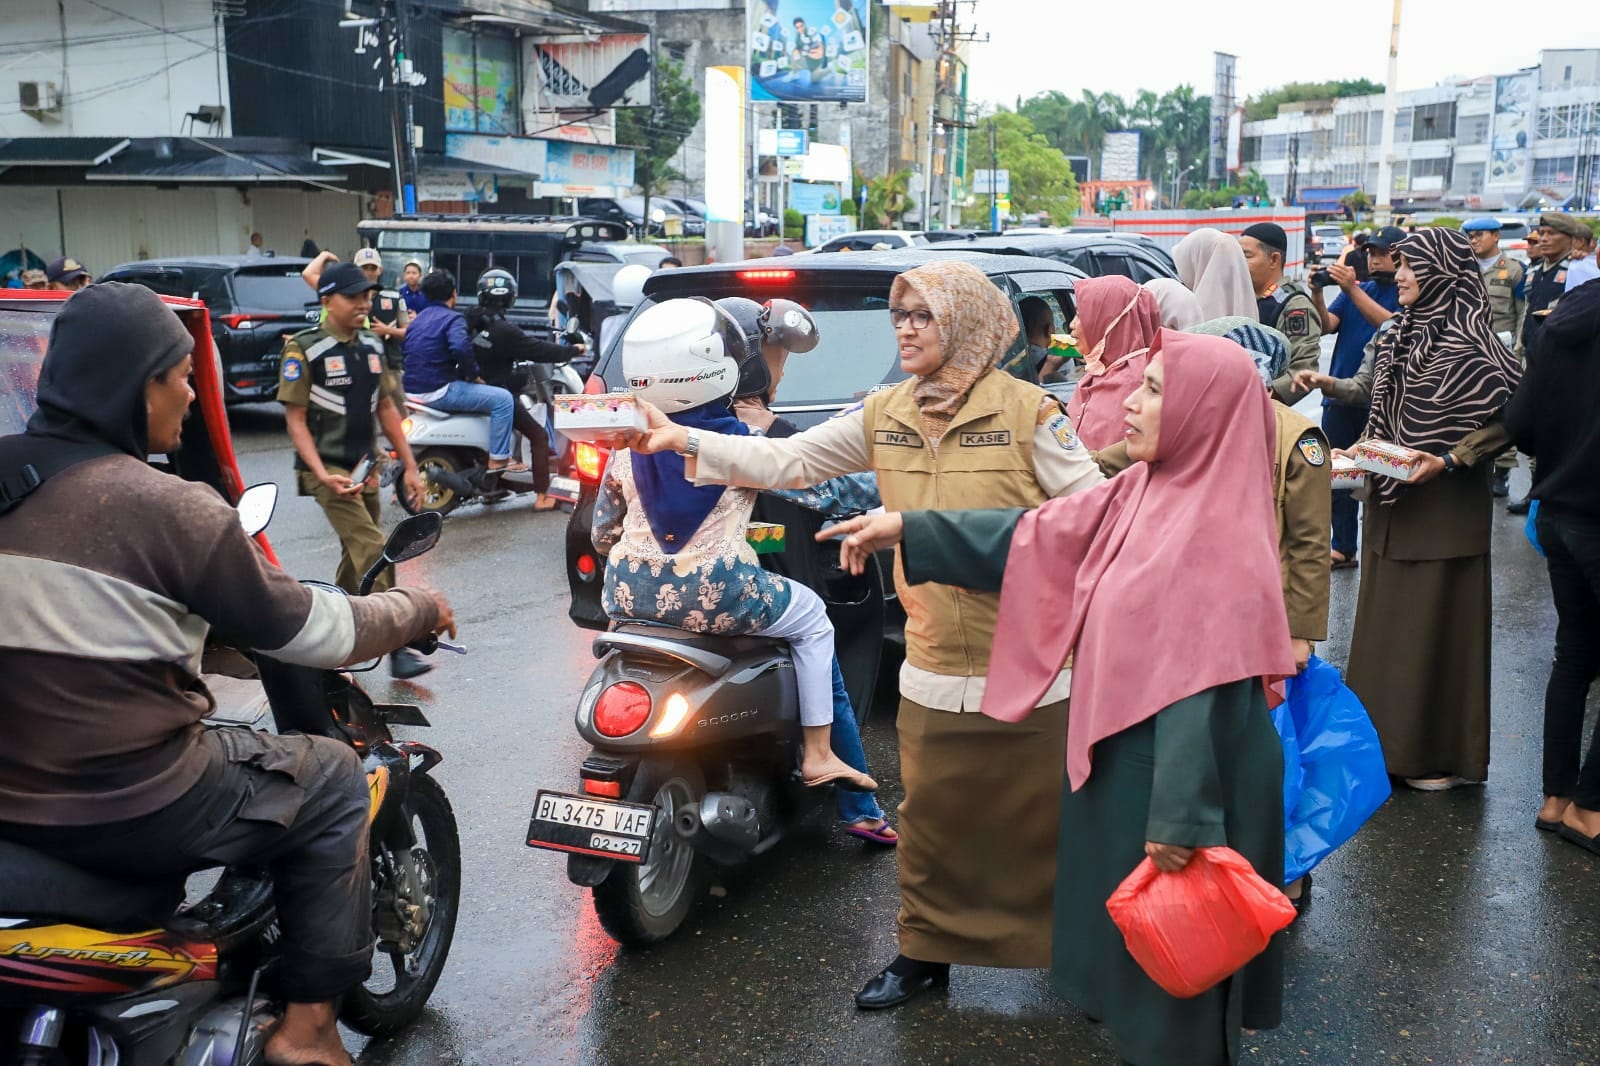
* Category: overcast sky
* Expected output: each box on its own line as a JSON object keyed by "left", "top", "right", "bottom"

{"left": 966, "top": 0, "right": 1600, "bottom": 108}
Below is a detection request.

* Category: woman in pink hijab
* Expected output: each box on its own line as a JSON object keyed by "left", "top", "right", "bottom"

{"left": 823, "top": 329, "right": 1295, "bottom": 1065}
{"left": 1065, "top": 276, "right": 1162, "bottom": 450}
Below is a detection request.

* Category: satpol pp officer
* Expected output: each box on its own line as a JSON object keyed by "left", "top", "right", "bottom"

{"left": 278, "top": 262, "right": 431, "bottom": 678}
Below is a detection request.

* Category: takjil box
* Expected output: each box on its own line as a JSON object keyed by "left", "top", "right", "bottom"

{"left": 1349, "top": 439, "right": 1428, "bottom": 482}
{"left": 553, "top": 393, "right": 646, "bottom": 443}
{"left": 746, "top": 522, "right": 787, "bottom": 554}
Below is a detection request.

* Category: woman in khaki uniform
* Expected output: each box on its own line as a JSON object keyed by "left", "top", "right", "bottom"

{"left": 628, "top": 260, "right": 1103, "bottom": 1009}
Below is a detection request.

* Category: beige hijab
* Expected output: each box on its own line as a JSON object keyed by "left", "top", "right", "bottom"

{"left": 1172, "top": 228, "right": 1260, "bottom": 322}
{"left": 891, "top": 260, "right": 1021, "bottom": 444}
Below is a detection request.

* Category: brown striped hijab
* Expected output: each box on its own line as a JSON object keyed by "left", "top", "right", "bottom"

{"left": 1366, "top": 227, "right": 1522, "bottom": 504}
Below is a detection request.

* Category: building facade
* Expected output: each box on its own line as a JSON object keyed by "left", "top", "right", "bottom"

{"left": 1241, "top": 49, "right": 1600, "bottom": 213}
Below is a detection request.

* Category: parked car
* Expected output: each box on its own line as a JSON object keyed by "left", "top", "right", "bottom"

{"left": 577, "top": 196, "right": 702, "bottom": 239}
{"left": 567, "top": 241, "right": 674, "bottom": 269}
{"left": 960, "top": 233, "right": 1178, "bottom": 283}
{"left": 99, "top": 256, "right": 315, "bottom": 404}
{"left": 811, "top": 229, "right": 929, "bottom": 253}
{"left": 563, "top": 247, "right": 1085, "bottom": 632}
{"left": 1310, "top": 225, "right": 1346, "bottom": 262}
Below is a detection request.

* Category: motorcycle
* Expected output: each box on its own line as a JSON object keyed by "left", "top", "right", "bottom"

{"left": 527, "top": 496, "right": 887, "bottom": 946}
{"left": 393, "top": 328, "right": 587, "bottom": 517}
{"left": 0, "top": 488, "right": 463, "bottom": 1064}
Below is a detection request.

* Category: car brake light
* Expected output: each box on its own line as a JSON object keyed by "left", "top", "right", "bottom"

{"left": 575, "top": 442, "right": 607, "bottom": 482}
{"left": 593, "top": 682, "right": 651, "bottom": 737}
{"left": 218, "top": 313, "right": 283, "bottom": 328}
{"left": 737, "top": 269, "right": 797, "bottom": 283}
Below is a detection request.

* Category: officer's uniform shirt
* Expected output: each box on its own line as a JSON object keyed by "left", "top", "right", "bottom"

{"left": 1477, "top": 255, "right": 1525, "bottom": 339}
{"left": 369, "top": 288, "right": 408, "bottom": 371}
{"left": 276, "top": 324, "right": 403, "bottom": 478}
{"left": 1521, "top": 255, "right": 1570, "bottom": 360}
{"left": 1257, "top": 279, "right": 1322, "bottom": 404}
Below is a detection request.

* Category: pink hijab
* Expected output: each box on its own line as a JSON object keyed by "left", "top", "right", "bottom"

{"left": 982, "top": 329, "right": 1295, "bottom": 791}
{"left": 1065, "top": 276, "right": 1162, "bottom": 451}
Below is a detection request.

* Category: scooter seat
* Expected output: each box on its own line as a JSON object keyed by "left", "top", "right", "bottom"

{"left": 403, "top": 399, "right": 460, "bottom": 420}
{"left": 612, "top": 622, "right": 790, "bottom": 656}
{"left": 0, "top": 841, "right": 184, "bottom": 932}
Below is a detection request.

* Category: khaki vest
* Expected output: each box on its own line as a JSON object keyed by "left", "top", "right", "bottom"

{"left": 1480, "top": 255, "right": 1523, "bottom": 335}
{"left": 864, "top": 370, "right": 1052, "bottom": 676}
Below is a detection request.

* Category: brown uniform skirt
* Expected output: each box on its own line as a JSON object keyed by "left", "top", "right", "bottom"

{"left": 895, "top": 696, "right": 1069, "bottom": 967}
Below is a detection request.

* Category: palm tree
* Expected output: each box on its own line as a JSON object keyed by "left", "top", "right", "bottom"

{"left": 1065, "top": 90, "right": 1126, "bottom": 180}
{"left": 863, "top": 169, "right": 912, "bottom": 229}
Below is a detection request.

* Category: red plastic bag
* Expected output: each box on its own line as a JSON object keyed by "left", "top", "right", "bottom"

{"left": 1105, "top": 846, "right": 1296, "bottom": 998}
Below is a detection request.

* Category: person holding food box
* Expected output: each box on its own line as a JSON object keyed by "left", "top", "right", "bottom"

{"left": 626, "top": 260, "right": 1104, "bottom": 1010}
{"left": 1338, "top": 227, "right": 1520, "bottom": 792}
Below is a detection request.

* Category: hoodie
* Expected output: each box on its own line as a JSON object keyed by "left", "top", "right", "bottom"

{"left": 1504, "top": 278, "right": 1600, "bottom": 518}
{"left": 0, "top": 284, "right": 438, "bottom": 825}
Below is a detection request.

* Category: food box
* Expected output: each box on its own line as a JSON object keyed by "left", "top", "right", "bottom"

{"left": 1330, "top": 455, "right": 1366, "bottom": 489}
{"left": 746, "top": 522, "right": 787, "bottom": 554}
{"left": 1350, "top": 439, "right": 1428, "bottom": 482}
{"left": 553, "top": 393, "right": 645, "bottom": 443}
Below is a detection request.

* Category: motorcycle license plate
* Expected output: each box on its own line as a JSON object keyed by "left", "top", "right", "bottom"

{"left": 526, "top": 790, "right": 655, "bottom": 863}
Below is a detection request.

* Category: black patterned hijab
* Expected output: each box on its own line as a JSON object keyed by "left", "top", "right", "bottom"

{"left": 1366, "top": 227, "right": 1521, "bottom": 504}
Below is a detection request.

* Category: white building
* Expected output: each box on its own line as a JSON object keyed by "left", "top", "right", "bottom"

{"left": 1241, "top": 48, "right": 1600, "bottom": 214}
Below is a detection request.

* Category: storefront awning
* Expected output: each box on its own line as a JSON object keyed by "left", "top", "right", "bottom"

{"left": 0, "top": 137, "right": 131, "bottom": 168}
{"left": 84, "top": 139, "right": 346, "bottom": 185}
{"left": 1294, "top": 185, "right": 1359, "bottom": 209}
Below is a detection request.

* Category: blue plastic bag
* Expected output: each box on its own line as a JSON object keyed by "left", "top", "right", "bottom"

{"left": 1524, "top": 498, "right": 1544, "bottom": 557}
{"left": 1275, "top": 655, "right": 1392, "bottom": 884}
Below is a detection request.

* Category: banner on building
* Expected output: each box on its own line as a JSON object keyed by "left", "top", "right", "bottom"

{"left": 1226, "top": 109, "right": 1243, "bottom": 174}
{"left": 788, "top": 181, "right": 843, "bottom": 215}
{"left": 747, "top": 0, "right": 869, "bottom": 104}
{"left": 444, "top": 28, "right": 520, "bottom": 134}
{"left": 1488, "top": 70, "right": 1535, "bottom": 190}
{"left": 1101, "top": 131, "right": 1141, "bottom": 182}
{"left": 705, "top": 66, "right": 746, "bottom": 225}
{"left": 524, "top": 34, "right": 653, "bottom": 112}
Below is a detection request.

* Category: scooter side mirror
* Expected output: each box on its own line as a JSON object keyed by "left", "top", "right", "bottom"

{"left": 384, "top": 511, "right": 443, "bottom": 564}
{"left": 236, "top": 482, "right": 279, "bottom": 536}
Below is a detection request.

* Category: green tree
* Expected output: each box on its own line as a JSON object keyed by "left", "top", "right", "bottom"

{"left": 614, "top": 57, "right": 702, "bottom": 235}
{"left": 970, "top": 111, "right": 1079, "bottom": 221}
{"left": 1243, "top": 79, "right": 1384, "bottom": 121}
{"left": 1017, "top": 90, "right": 1077, "bottom": 155}
{"left": 862, "top": 169, "right": 913, "bottom": 229}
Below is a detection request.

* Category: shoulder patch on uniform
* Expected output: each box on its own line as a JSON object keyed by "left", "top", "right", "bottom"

{"left": 831, "top": 401, "right": 865, "bottom": 419}
{"left": 1555, "top": 270, "right": 1567, "bottom": 284}
{"left": 1045, "top": 412, "right": 1079, "bottom": 451}
{"left": 1297, "top": 436, "right": 1325, "bottom": 466}
{"left": 368, "top": 352, "right": 383, "bottom": 374}
{"left": 1283, "top": 308, "right": 1311, "bottom": 337}
{"left": 281, "top": 357, "right": 302, "bottom": 381}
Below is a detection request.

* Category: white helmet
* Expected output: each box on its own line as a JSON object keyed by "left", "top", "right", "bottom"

{"left": 622, "top": 298, "right": 746, "bottom": 414}
{"left": 612, "top": 263, "right": 651, "bottom": 309}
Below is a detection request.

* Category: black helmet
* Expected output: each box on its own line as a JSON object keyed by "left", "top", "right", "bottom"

{"left": 476, "top": 268, "right": 517, "bottom": 312}
{"left": 718, "top": 297, "right": 822, "bottom": 400}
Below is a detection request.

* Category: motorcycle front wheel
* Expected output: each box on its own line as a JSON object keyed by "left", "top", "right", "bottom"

{"left": 341, "top": 773, "right": 462, "bottom": 1038}
{"left": 397, "top": 448, "right": 465, "bottom": 517}
{"left": 592, "top": 759, "right": 705, "bottom": 946}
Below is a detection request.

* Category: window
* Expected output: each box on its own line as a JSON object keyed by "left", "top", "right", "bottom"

{"left": 1456, "top": 114, "right": 1490, "bottom": 146}
{"left": 443, "top": 26, "right": 519, "bottom": 134}
{"left": 1392, "top": 108, "right": 1413, "bottom": 145}
{"left": 1261, "top": 134, "right": 1288, "bottom": 161}
{"left": 1411, "top": 102, "right": 1455, "bottom": 142}
{"left": 1368, "top": 110, "right": 1384, "bottom": 146}
{"left": 1532, "top": 156, "right": 1579, "bottom": 186}
{"left": 229, "top": 269, "right": 311, "bottom": 312}
{"left": 1452, "top": 162, "right": 1486, "bottom": 193}
{"left": 1536, "top": 104, "right": 1584, "bottom": 140}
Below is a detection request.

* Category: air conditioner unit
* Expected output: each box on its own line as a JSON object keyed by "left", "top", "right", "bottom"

{"left": 19, "top": 81, "right": 62, "bottom": 119}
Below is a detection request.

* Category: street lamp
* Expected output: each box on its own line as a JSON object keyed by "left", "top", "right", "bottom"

{"left": 1174, "top": 164, "right": 1198, "bottom": 207}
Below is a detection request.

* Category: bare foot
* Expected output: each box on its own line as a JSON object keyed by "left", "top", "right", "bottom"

{"left": 1561, "top": 804, "right": 1600, "bottom": 839}
{"left": 265, "top": 1002, "right": 352, "bottom": 1066}
{"left": 1539, "top": 796, "right": 1572, "bottom": 824}
{"left": 801, "top": 751, "right": 877, "bottom": 791}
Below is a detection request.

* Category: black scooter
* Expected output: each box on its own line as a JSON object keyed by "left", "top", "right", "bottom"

{"left": 527, "top": 497, "right": 886, "bottom": 945}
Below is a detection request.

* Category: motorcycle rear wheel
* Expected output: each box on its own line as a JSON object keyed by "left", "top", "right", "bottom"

{"left": 592, "top": 760, "right": 705, "bottom": 946}
{"left": 341, "top": 773, "right": 462, "bottom": 1038}
{"left": 397, "top": 448, "right": 465, "bottom": 516}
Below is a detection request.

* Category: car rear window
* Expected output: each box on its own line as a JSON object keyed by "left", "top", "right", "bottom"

{"left": 232, "top": 269, "right": 315, "bottom": 312}
{"left": 0, "top": 310, "right": 50, "bottom": 437}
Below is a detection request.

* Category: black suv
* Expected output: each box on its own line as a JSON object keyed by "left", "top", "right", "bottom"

{"left": 960, "top": 232, "right": 1178, "bottom": 282}
{"left": 564, "top": 247, "right": 1085, "bottom": 631}
{"left": 100, "top": 256, "right": 314, "bottom": 403}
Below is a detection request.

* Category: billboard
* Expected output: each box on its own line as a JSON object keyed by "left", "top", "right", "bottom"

{"left": 788, "top": 181, "right": 843, "bottom": 215}
{"left": 1210, "top": 53, "right": 1237, "bottom": 181}
{"left": 1101, "top": 131, "right": 1141, "bottom": 182}
{"left": 747, "top": 0, "right": 870, "bottom": 104}
{"left": 524, "top": 34, "right": 653, "bottom": 112}
{"left": 1488, "top": 70, "right": 1536, "bottom": 190}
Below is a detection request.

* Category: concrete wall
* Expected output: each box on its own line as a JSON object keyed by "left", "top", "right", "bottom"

{"left": 0, "top": 187, "right": 363, "bottom": 274}
{"left": 0, "top": 0, "right": 232, "bottom": 139}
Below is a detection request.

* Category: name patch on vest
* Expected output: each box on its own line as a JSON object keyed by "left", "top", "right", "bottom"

{"left": 959, "top": 430, "right": 1012, "bottom": 447}
{"left": 874, "top": 429, "right": 922, "bottom": 448}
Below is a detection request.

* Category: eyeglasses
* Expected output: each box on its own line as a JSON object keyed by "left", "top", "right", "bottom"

{"left": 889, "top": 307, "right": 934, "bottom": 330}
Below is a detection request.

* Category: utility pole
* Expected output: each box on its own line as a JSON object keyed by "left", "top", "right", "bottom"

{"left": 989, "top": 116, "right": 999, "bottom": 231}
{"left": 391, "top": 0, "right": 420, "bottom": 214}
{"left": 923, "top": 98, "right": 937, "bottom": 232}
{"left": 1374, "top": 0, "right": 1402, "bottom": 225}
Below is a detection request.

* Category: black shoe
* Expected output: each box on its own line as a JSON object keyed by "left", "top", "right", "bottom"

{"left": 1507, "top": 495, "right": 1531, "bottom": 516}
{"left": 854, "top": 961, "right": 949, "bottom": 1011}
{"left": 1490, "top": 470, "right": 1510, "bottom": 498}
{"left": 390, "top": 649, "right": 433, "bottom": 680}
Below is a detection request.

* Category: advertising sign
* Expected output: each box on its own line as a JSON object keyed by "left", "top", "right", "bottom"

{"left": 524, "top": 33, "right": 654, "bottom": 111}
{"left": 748, "top": 0, "right": 869, "bottom": 104}
{"left": 972, "top": 169, "right": 1009, "bottom": 195}
{"left": 1101, "top": 131, "right": 1142, "bottom": 182}
{"left": 445, "top": 132, "right": 547, "bottom": 175}
{"left": 806, "top": 214, "right": 855, "bottom": 247}
{"left": 776, "top": 129, "right": 809, "bottom": 156}
{"left": 1488, "top": 70, "right": 1536, "bottom": 190}
{"left": 704, "top": 66, "right": 746, "bottom": 226}
{"left": 543, "top": 141, "right": 636, "bottom": 191}
{"left": 788, "top": 181, "right": 842, "bottom": 215}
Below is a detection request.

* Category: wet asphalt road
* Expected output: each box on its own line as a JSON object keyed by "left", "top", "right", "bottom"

{"left": 222, "top": 377, "right": 1599, "bottom": 1065}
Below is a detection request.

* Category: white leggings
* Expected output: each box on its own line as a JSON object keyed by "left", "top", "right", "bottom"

{"left": 753, "top": 581, "right": 835, "bottom": 728}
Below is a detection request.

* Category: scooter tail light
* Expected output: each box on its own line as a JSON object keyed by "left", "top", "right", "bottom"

{"left": 582, "top": 778, "right": 623, "bottom": 798}
{"left": 593, "top": 682, "right": 651, "bottom": 737}
{"left": 575, "top": 442, "right": 607, "bottom": 482}
{"left": 400, "top": 417, "right": 414, "bottom": 437}
{"left": 648, "top": 693, "right": 692, "bottom": 738}
{"left": 575, "top": 552, "right": 598, "bottom": 579}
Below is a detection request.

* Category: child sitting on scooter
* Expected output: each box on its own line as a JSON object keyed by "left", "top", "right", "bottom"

{"left": 591, "top": 298, "right": 875, "bottom": 792}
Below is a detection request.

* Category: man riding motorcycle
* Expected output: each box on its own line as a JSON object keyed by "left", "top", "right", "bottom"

{"left": 0, "top": 283, "right": 456, "bottom": 1066}
{"left": 465, "top": 268, "right": 584, "bottom": 511}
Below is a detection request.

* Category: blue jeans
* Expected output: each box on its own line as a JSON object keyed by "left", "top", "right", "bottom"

{"left": 829, "top": 658, "right": 887, "bottom": 824}
{"left": 434, "top": 380, "right": 516, "bottom": 461}
{"left": 1322, "top": 404, "right": 1367, "bottom": 557}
